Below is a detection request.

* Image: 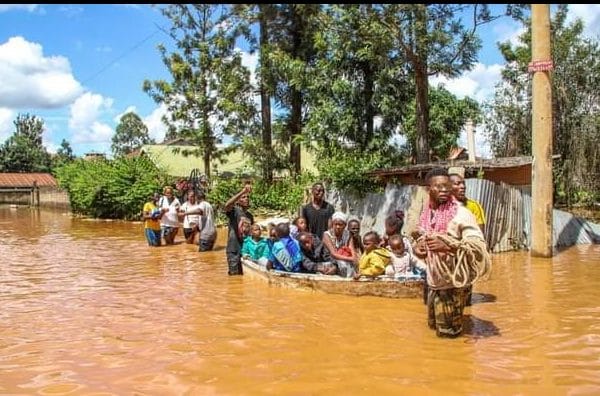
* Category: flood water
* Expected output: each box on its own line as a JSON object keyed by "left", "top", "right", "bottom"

{"left": 1, "top": 206, "right": 599, "bottom": 395}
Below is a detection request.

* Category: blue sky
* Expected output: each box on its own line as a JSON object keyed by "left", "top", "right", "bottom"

{"left": 1, "top": 4, "right": 599, "bottom": 158}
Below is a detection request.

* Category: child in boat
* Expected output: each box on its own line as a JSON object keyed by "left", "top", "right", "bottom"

{"left": 354, "top": 231, "right": 391, "bottom": 280}
{"left": 382, "top": 213, "right": 413, "bottom": 255}
{"left": 291, "top": 216, "right": 308, "bottom": 240}
{"left": 297, "top": 232, "right": 337, "bottom": 275}
{"left": 242, "top": 223, "right": 270, "bottom": 266}
{"left": 384, "top": 234, "right": 422, "bottom": 277}
{"left": 266, "top": 222, "right": 303, "bottom": 273}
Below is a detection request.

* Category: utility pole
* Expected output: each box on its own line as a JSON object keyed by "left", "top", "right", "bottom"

{"left": 530, "top": 4, "right": 553, "bottom": 257}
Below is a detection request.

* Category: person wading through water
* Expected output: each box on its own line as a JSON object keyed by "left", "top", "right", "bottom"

{"left": 223, "top": 183, "right": 254, "bottom": 276}
{"left": 413, "top": 168, "right": 491, "bottom": 338}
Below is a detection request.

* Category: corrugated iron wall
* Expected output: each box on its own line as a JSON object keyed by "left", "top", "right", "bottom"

{"left": 329, "top": 180, "right": 599, "bottom": 253}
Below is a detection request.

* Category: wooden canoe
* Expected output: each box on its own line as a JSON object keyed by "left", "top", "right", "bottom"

{"left": 241, "top": 258, "right": 424, "bottom": 299}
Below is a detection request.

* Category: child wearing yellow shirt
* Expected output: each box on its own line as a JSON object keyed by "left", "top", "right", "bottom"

{"left": 354, "top": 231, "right": 391, "bottom": 279}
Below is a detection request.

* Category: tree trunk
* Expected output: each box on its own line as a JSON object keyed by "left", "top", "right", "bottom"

{"left": 259, "top": 4, "right": 273, "bottom": 183}
{"left": 363, "top": 64, "right": 374, "bottom": 150}
{"left": 289, "top": 7, "right": 302, "bottom": 177}
{"left": 414, "top": 5, "right": 430, "bottom": 164}
{"left": 290, "top": 88, "right": 302, "bottom": 176}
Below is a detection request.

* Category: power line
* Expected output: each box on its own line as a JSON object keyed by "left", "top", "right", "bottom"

{"left": 81, "top": 26, "right": 163, "bottom": 85}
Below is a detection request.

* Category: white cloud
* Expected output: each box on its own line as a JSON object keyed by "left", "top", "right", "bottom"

{"left": 0, "top": 108, "right": 15, "bottom": 143}
{"left": 238, "top": 48, "right": 258, "bottom": 87}
{"left": 430, "top": 62, "right": 504, "bottom": 103}
{"left": 0, "top": 36, "right": 83, "bottom": 109}
{"left": 68, "top": 92, "right": 114, "bottom": 146}
{"left": 491, "top": 18, "right": 524, "bottom": 48}
{"left": 42, "top": 123, "right": 58, "bottom": 154}
{"left": 113, "top": 105, "right": 137, "bottom": 123}
{"left": 113, "top": 104, "right": 168, "bottom": 143}
{"left": 143, "top": 104, "right": 168, "bottom": 142}
{"left": 0, "top": 4, "right": 38, "bottom": 13}
{"left": 566, "top": 4, "right": 600, "bottom": 38}
{"left": 431, "top": 64, "right": 503, "bottom": 160}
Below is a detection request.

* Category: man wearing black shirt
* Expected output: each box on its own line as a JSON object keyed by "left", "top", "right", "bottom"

{"left": 223, "top": 183, "right": 254, "bottom": 275}
{"left": 301, "top": 182, "right": 334, "bottom": 239}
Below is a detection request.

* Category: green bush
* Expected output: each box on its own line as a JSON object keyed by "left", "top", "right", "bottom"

{"left": 54, "top": 156, "right": 169, "bottom": 219}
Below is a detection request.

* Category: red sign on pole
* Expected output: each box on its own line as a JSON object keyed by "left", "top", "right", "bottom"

{"left": 528, "top": 60, "right": 554, "bottom": 73}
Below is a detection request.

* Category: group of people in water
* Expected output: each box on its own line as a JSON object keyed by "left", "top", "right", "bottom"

{"left": 141, "top": 186, "right": 217, "bottom": 251}
{"left": 142, "top": 167, "right": 491, "bottom": 338}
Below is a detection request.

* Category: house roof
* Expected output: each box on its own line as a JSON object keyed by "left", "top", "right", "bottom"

{"left": 139, "top": 143, "right": 319, "bottom": 178}
{"left": 367, "top": 156, "right": 533, "bottom": 177}
{"left": 0, "top": 173, "right": 58, "bottom": 187}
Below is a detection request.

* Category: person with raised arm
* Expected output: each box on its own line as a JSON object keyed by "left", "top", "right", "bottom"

{"left": 223, "top": 183, "right": 254, "bottom": 275}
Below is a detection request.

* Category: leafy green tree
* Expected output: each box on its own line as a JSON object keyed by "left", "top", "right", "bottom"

{"left": 304, "top": 5, "right": 410, "bottom": 155}
{"left": 485, "top": 4, "right": 600, "bottom": 205}
{"left": 228, "top": 4, "right": 280, "bottom": 182}
{"left": 404, "top": 86, "right": 480, "bottom": 160}
{"left": 0, "top": 113, "right": 51, "bottom": 172}
{"left": 55, "top": 155, "right": 168, "bottom": 219}
{"left": 111, "top": 112, "right": 153, "bottom": 157}
{"left": 268, "top": 4, "right": 322, "bottom": 176}
{"left": 144, "top": 4, "right": 259, "bottom": 180}
{"left": 380, "top": 4, "right": 504, "bottom": 163}
{"left": 51, "top": 138, "right": 76, "bottom": 169}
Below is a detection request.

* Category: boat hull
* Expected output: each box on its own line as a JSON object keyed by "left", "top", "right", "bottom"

{"left": 242, "top": 259, "right": 424, "bottom": 299}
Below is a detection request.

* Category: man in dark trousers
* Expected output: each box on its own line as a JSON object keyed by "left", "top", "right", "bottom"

{"left": 223, "top": 183, "right": 254, "bottom": 275}
{"left": 301, "top": 182, "right": 334, "bottom": 240}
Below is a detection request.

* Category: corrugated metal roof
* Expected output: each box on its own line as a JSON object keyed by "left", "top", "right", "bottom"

{"left": 0, "top": 173, "right": 58, "bottom": 187}
{"left": 367, "top": 156, "right": 533, "bottom": 177}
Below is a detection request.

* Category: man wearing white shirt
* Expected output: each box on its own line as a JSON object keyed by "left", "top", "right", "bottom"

{"left": 159, "top": 186, "right": 181, "bottom": 245}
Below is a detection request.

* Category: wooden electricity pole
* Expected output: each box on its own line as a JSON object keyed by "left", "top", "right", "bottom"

{"left": 530, "top": 4, "right": 553, "bottom": 257}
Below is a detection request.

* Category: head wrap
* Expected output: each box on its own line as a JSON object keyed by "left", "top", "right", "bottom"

{"left": 331, "top": 211, "right": 348, "bottom": 224}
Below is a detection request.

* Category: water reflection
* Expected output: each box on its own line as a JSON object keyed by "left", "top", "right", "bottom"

{"left": 1, "top": 206, "right": 599, "bottom": 394}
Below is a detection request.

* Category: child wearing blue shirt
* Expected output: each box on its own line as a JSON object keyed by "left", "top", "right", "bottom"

{"left": 266, "top": 223, "right": 303, "bottom": 273}
{"left": 241, "top": 224, "right": 270, "bottom": 265}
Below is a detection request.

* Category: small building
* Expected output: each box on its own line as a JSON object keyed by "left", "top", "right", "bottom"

{"left": 0, "top": 173, "right": 69, "bottom": 209}
{"left": 84, "top": 152, "right": 107, "bottom": 161}
{"left": 367, "top": 156, "right": 533, "bottom": 186}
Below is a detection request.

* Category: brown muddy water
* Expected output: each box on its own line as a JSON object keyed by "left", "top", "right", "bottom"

{"left": 1, "top": 206, "right": 599, "bottom": 395}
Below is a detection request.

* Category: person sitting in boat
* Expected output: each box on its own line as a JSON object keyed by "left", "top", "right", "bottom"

{"left": 384, "top": 234, "right": 422, "bottom": 278}
{"left": 347, "top": 218, "right": 364, "bottom": 255}
{"left": 290, "top": 216, "right": 308, "bottom": 240}
{"left": 297, "top": 232, "right": 337, "bottom": 275}
{"left": 382, "top": 213, "right": 413, "bottom": 255}
{"left": 322, "top": 212, "right": 358, "bottom": 278}
{"left": 266, "top": 222, "right": 303, "bottom": 273}
{"left": 242, "top": 223, "right": 270, "bottom": 266}
{"left": 354, "top": 231, "right": 391, "bottom": 280}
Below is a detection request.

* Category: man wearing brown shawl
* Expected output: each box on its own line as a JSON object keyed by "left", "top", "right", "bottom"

{"left": 413, "top": 168, "right": 491, "bottom": 338}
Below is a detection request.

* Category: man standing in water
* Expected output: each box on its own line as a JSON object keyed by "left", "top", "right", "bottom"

{"left": 301, "top": 182, "right": 334, "bottom": 240}
{"left": 197, "top": 189, "right": 217, "bottom": 252}
{"left": 449, "top": 172, "right": 487, "bottom": 306}
{"left": 413, "top": 168, "right": 491, "bottom": 338}
{"left": 223, "top": 183, "right": 254, "bottom": 275}
{"left": 449, "top": 172, "right": 486, "bottom": 234}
